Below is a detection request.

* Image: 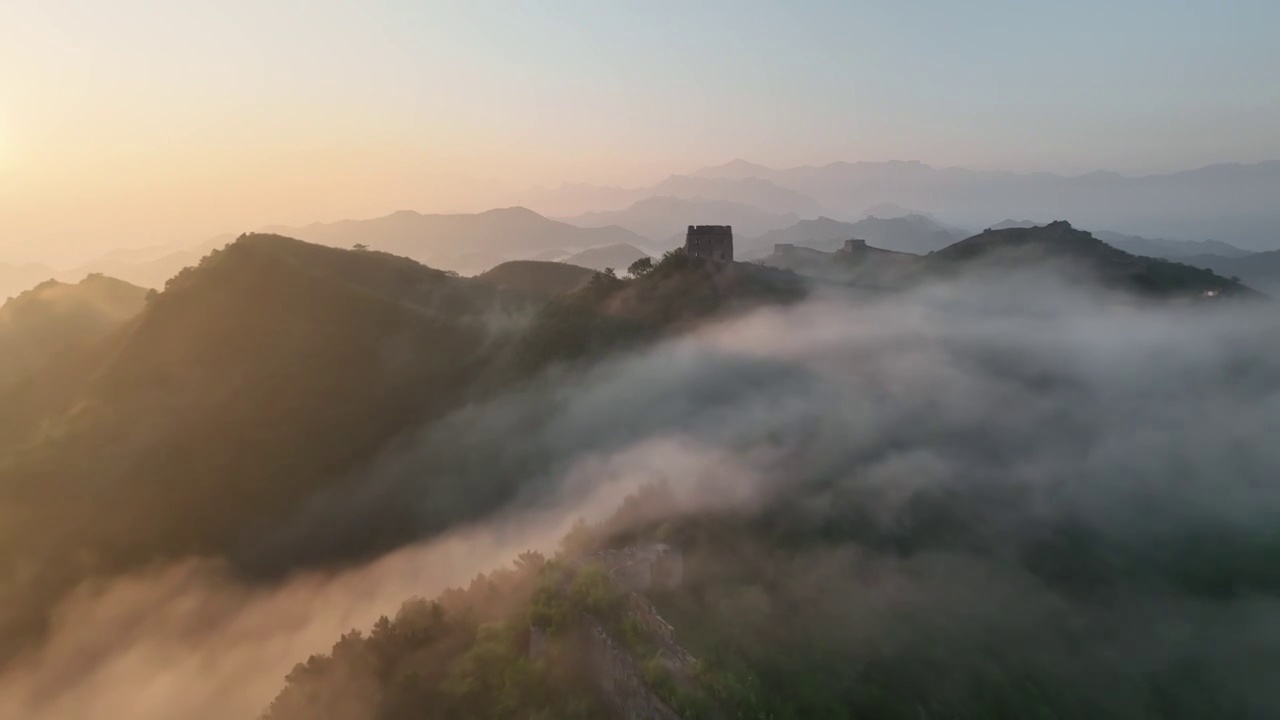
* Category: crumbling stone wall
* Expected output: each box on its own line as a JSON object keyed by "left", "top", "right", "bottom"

{"left": 588, "top": 543, "right": 683, "bottom": 593}
{"left": 582, "top": 616, "right": 683, "bottom": 720}
{"left": 536, "top": 543, "right": 697, "bottom": 716}
{"left": 626, "top": 593, "right": 698, "bottom": 674}
{"left": 627, "top": 592, "right": 675, "bottom": 644}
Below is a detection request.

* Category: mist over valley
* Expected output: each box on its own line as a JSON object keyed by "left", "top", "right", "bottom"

{"left": 3, "top": 2, "right": 1280, "bottom": 717}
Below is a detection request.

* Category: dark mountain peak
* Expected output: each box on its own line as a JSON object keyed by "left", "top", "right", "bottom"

{"left": 859, "top": 212, "right": 936, "bottom": 227}
{"left": 932, "top": 222, "right": 1255, "bottom": 298}
{"left": 479, "top": 205, "right": 546, "bottom": 220}
{"left": 478, "top": 260, "right": 595, "bottom": 299}
{"left": 173, "top": 232, "right": 458, "bottom": 293}
{"left": 3, "top": 273, "right": 148, "bottom": 314}
{"left": 561, "top": 243, "right": 650, "bottom": 272}
{"left": 860, "top": 202, "right": 922, "bottom": 219}
{"left": 720, "top": 158, "right": 769, "bottom": 172}
{"left": 990, "top": 219, "right": 1041, "bottom": 230}
{"left": 692, "top": 158, "right": 777, "bottom": 179}
{"left": 805, "top": 215, "right": 852, "bottom": 228}
{"left": 247, "top": 208, "right": 650, "bottom": 275}
{"left": 0, "top": 272, "right": 150, "bottom": 385}
{"left": 942, "top": 221, "right": 1100, "bottom": 258}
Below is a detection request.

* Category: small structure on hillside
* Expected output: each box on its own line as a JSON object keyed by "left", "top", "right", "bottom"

{"left": 685, "top": 225, "right": 734, "bottom": 262}
{"left": 590, "top": 543, "right": 684, "bottom": 593}
{"left": 841, "top": 238, "right": 868, "bottom": 252}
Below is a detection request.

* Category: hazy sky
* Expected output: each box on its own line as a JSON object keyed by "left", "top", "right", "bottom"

{"left": 3, "top": 0, "right": 1279, "bottom": 263}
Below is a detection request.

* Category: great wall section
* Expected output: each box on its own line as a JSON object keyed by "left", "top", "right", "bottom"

{"left": 531, "top": 543, "right": 697, "bottom": 720}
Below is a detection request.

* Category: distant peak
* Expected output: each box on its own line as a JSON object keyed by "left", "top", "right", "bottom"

{"left": 718, "top": 158, "right": 767, "bottom": 169}
{"left": 483, "top": 205, "right": 543, "bottom": 218}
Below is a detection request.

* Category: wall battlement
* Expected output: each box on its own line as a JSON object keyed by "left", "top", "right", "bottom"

{"left": 685, "top": 225, "right": 734, "bottom": 262}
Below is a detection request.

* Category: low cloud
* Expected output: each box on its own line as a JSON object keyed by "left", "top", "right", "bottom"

{"left": 4, "top": 272, "right": 1280, "bottom": 717}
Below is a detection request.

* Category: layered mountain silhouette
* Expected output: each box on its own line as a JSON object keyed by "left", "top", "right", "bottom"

{"left": 1091, "top": 231, "right": 1251, "bottom": 259}
{"left": 261, "top": 207, "right": 647, "bottom": 275}
{"left": 740, "top": 217, "right": 863, "bottom": 258}
{"left": 562, "top": 196, "right": 799, "bottom": 241}
{"left": 0, "top": 236, "right": 542, "bottom": 649}
{"left": 521, "top": 174, "right": 822, "bottom": 218}
{"left": 760, "top": 239, "right": 918, "bottom": 287}
{"left": 0, "top": 274, "right": 150, "bottom": 385}
{"left": 1177, "top": 249, "right": 1280, "bottom": 296}
{"left": 0, "top": 234, "right": 807, "bottom": 658}
{"left": 477, "top": 260, "right": 596, "bottom": 299}
{"left": 740, "top": 214, "right": 963, "bottom": 259}
{"left": 689, "top": 159, "right": 1280, "bottom": 250}
{"left": 2, "top": 238, "right": 229, "bottom": 299}
{"left": 991, "top": 221, "right": 1253, "bottom": 260}
{"left": 759, "top": 221, "right": 1252, "bottom": 299}
{"left": 561, "top": 243, "right": 651, "bottom": 272}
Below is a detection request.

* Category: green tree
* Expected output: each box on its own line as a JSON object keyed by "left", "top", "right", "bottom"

{"left": 628, "top": 256, "right": 655, "bottom": 278}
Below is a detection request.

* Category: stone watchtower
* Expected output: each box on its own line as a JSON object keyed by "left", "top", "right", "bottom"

{"left": 685, "top": 225, "right": 734, "bottom": 263}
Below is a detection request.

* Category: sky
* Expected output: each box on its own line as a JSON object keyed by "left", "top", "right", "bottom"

{"left": 3, "top": 0, "right": 1279, "bottom": 263}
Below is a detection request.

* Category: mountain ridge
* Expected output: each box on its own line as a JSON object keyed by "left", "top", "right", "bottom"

{"left": 688, "top": 159, "right": 1280, "bottom": 250}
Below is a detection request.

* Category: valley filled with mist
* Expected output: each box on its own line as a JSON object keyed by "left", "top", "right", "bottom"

{"left": 0, "top": 211, "right": 1277, "bottom": 719}
{"left": 5, "top": 2, "right": 1280, "bottom": 717}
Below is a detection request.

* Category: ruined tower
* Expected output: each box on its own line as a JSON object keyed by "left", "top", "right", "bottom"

{"left": 684, "top": 225, "right": 734, "bottom": 263}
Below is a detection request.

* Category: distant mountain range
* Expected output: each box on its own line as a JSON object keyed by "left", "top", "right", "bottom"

{"left": 560, "top": 244, "right": 651, "bottom": 272}
{"left": 0, "top": 274, "right": 150, "bottom": 385}
{"left": 263, "top": 207, "right": 648, "bottom": 273}
{"left": 518, "top": 159, "right": 1280, "bottom": 252}
{"left": 6, "top": 207, "right": 655, "bottom": 290}
{"left": 1, "top": 236, "right": 234, "bottom": 300}
{"left": 739, "top": 214, "right": 964, "bottom": 259}
{"left": 989, "top": 220, "right": 1253, "bottom": 259}
{"left": 520, "top": 175, "right": 822, "bottom": 218}
{"left": 760, "top": 239, "right": 918, "bottom": 286}
{"left": 8, "top": 170, "right": 1274, "bottom": 304}
{"left": 1091, "top": 231, "right": 1252, "bottom": 259}
{"left": 561, "top": 196, "right": 799, "bottom": 241}
{"left": 1176, "top": 250, "right": 1280, "bottom": 296}
{"left": 757, "top": 221, "right": 1253, "bottom": 299}
{"left": 688, "top": 159, "right": 1280, "bottom": 251}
